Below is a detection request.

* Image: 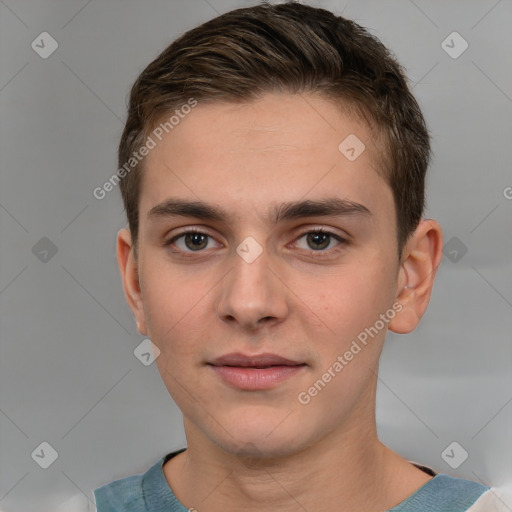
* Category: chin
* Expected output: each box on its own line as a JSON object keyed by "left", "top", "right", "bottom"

{"left": 204, "top": 406, "right": 318, "bottom": 459}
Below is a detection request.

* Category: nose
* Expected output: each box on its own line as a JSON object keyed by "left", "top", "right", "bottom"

{"left": 216, "top": 242, "right": 289, "bottom": 331}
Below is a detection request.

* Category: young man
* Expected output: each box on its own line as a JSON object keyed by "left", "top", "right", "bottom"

{"left": 94, "top": 2, "right": 499, "bottom": 510}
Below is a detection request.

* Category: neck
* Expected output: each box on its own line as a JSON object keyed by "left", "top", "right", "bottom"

{"left": 164, "top": 388, "right": 430, "bottom": 511}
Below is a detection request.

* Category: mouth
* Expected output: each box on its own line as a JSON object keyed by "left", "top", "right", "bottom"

{"left": 207, "top": 352, "right": 307, "bottom": 390}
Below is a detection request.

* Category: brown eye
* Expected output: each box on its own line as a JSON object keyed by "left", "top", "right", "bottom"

{"left": 295, "top": 230, "right": 344, "bottom": 252}
{"left": 306, "top": 232, "right": 331, "bottom": 250}
{"left": 184, "top": 233, "right": 208, "bottom": 251}
{"left": 165, "top": 230, "right": 220, "bottom": 253}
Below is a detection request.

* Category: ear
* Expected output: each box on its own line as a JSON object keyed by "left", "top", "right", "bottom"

{"left": 388, "top": 219, "right": 443, "bottom": 334}
{"left": 117, "top": 228, "right": 148, "bottom": 335}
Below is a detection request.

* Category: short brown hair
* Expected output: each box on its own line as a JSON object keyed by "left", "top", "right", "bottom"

{"left": 118, "top": 1, "right": 430, "bottom": 255}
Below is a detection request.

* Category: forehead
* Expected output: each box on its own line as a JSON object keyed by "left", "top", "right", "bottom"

{"left": 138, "top": 93, "right": 392, "bottom": 222}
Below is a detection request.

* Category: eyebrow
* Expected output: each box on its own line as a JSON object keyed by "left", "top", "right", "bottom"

{"left": 147, "top": 197, "right": 371, "bottom": 224}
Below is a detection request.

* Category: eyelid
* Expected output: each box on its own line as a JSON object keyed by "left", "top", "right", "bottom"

{"left": 295, "top": 225, "right": 349, "bottom": 239}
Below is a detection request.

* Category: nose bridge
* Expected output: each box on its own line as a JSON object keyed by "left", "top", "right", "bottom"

{"left": 216, "top": 237, "right": 288, "bottom": 329}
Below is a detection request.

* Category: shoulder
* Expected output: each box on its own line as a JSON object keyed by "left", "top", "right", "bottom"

{"left": 94, "top": 472, "right": 146, "bottom": 511}
{"left": 428, "top": 473, "right": 489, "bottom": 496}
{"left": 390, "top": 474, "right": 490, "bottom": 511}
{"left": 93, "top": 449, "right": 186, "bottom": 512}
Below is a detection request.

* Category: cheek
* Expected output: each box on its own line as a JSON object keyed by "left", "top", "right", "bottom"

{"left": 140, "top": 261, "right": 209, "bottom": 355}
{"left": 294, "top": 258, "right": 397, "bottom": 343}
{"left": 142, "top": 269, "right": 210, "bottom": 403}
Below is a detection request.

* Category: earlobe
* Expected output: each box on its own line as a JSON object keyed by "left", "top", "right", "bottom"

{"left": 117, "top": 228, "right": 148, "bottom": 335}
{"left": 388, "top": 219, "right": 443, "bottom": 335}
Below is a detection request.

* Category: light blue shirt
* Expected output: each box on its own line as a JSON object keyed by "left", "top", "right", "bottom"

{"left": 94, "top": 449, "right": 490, "bottom": 511}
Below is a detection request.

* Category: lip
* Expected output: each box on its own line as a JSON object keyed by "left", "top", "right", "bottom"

{"left": 208, "top": 352, "right": 306, "bottom": 390}
{"left": 210, "top": 352, "right": 303, "bottom": 367}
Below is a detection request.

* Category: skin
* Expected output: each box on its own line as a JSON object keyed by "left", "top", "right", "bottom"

{"left": 117, "top": 93, "right": 443, "bottom": 511}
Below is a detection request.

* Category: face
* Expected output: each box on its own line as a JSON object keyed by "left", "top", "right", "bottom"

{"left": 120, "top": 93, "right": 410, "bottom": 458}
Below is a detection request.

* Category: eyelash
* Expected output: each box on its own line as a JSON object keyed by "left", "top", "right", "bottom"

{"left": 164, "top": 227, "right": 348, "bottom": 258}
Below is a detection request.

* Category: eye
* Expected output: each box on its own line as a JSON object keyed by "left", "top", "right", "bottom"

{"left": 164, "top": 228, "right": 347, "bottom": 256}
{"left": 294, "top": 229, "right": 346, "bottom": 252}
{"left": 165, "top": 229, "right": 220, "bottom": 252}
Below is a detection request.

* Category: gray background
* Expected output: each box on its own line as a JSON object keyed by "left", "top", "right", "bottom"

{"left": 1, "top": 0, "right": 511, "bottom": 510}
